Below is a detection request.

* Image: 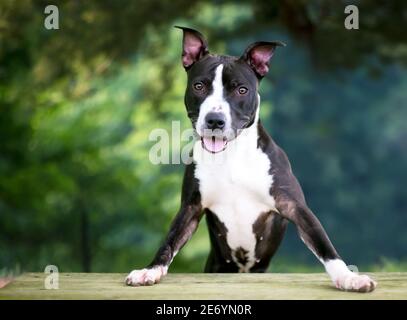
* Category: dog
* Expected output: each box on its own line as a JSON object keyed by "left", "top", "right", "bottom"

{"left": 125, "top": 27, "right": 377, "bottom": 292}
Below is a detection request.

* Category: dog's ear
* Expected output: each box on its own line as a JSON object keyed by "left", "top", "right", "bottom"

{"left": 241, "top": 41, "right": 286, "bottom": 78}
{"left": 175, "top": 26, "right": 209, "bottom": 69}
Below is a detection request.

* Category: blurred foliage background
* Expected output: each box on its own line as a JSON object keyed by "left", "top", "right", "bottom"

{"left": 0, "top": 0, "right": 406, "bottom": 274}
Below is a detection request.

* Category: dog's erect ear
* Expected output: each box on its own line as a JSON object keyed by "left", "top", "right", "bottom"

{"left": 241, "top": 41, "right": 286, "bottom": 78}
{"left": 175, "top": 26, "right": 209, "bottom": 69}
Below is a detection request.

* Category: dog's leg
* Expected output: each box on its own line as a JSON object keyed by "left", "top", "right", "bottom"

{"left": 125, "top": 205, "right": 202, "bottom": 286}
{"left": 276, "top": 197, "right": 377, "bottom": 292}
{"left": 126, "top": 164, "right": 202, "bottom": 286}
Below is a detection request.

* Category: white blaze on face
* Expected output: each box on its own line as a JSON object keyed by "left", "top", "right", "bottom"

{"left": 196, "top": 64, "right": 233, "bottom": 153}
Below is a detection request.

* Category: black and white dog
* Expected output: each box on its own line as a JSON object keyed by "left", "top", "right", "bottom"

{"left": 126, "top": 27, "right": 377, "bottom": 292}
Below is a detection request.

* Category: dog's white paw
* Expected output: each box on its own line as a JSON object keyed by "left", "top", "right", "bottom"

{"left": 335, "top": 273, "right": 377, "bottom": 292}
{"left": 125, "top": 265, "right": 168, "bottom": 286}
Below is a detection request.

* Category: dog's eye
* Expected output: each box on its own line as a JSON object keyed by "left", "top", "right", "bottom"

{"left": 238, "top": 86, "right": 248, "bottom": 95}
{"left": 193, "top": 82, "right": 204, "bottom": 91}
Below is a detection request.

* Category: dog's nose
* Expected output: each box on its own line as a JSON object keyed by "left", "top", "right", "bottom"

{"left": 205, "top": 112, "right": 226, "bottom": 130}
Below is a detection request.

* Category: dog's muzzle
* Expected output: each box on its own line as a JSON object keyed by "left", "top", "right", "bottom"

{"left": 200, "top": 112, "right": 228, "bottom": 153}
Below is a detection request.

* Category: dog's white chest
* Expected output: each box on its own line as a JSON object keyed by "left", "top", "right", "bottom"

{"left": 193, "top": 128, "right": 277, "bottom": 271}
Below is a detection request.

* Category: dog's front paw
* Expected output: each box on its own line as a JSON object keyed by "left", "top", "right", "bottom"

{"left": 335, "top": 273, "right": 377, "bottom": 292}
{"left": 125, "top": 265, "right": 168, "bottom": 286}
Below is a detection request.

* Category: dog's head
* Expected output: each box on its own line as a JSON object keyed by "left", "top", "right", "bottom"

{"left": 176, "top": 26, "right": 285, "bottom": 153}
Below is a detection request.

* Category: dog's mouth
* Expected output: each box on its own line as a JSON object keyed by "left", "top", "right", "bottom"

{"left": 201, "top": 136, "right": 228, "bottom": 154}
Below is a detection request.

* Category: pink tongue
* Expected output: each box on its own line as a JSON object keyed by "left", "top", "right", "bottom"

{"left": 202, "top": 136, "right": 227, "bottom": 153}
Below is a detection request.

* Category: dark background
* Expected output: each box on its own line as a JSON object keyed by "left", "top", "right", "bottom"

{"left": 1, "top": 0, "right": 406, "bottom": 274}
